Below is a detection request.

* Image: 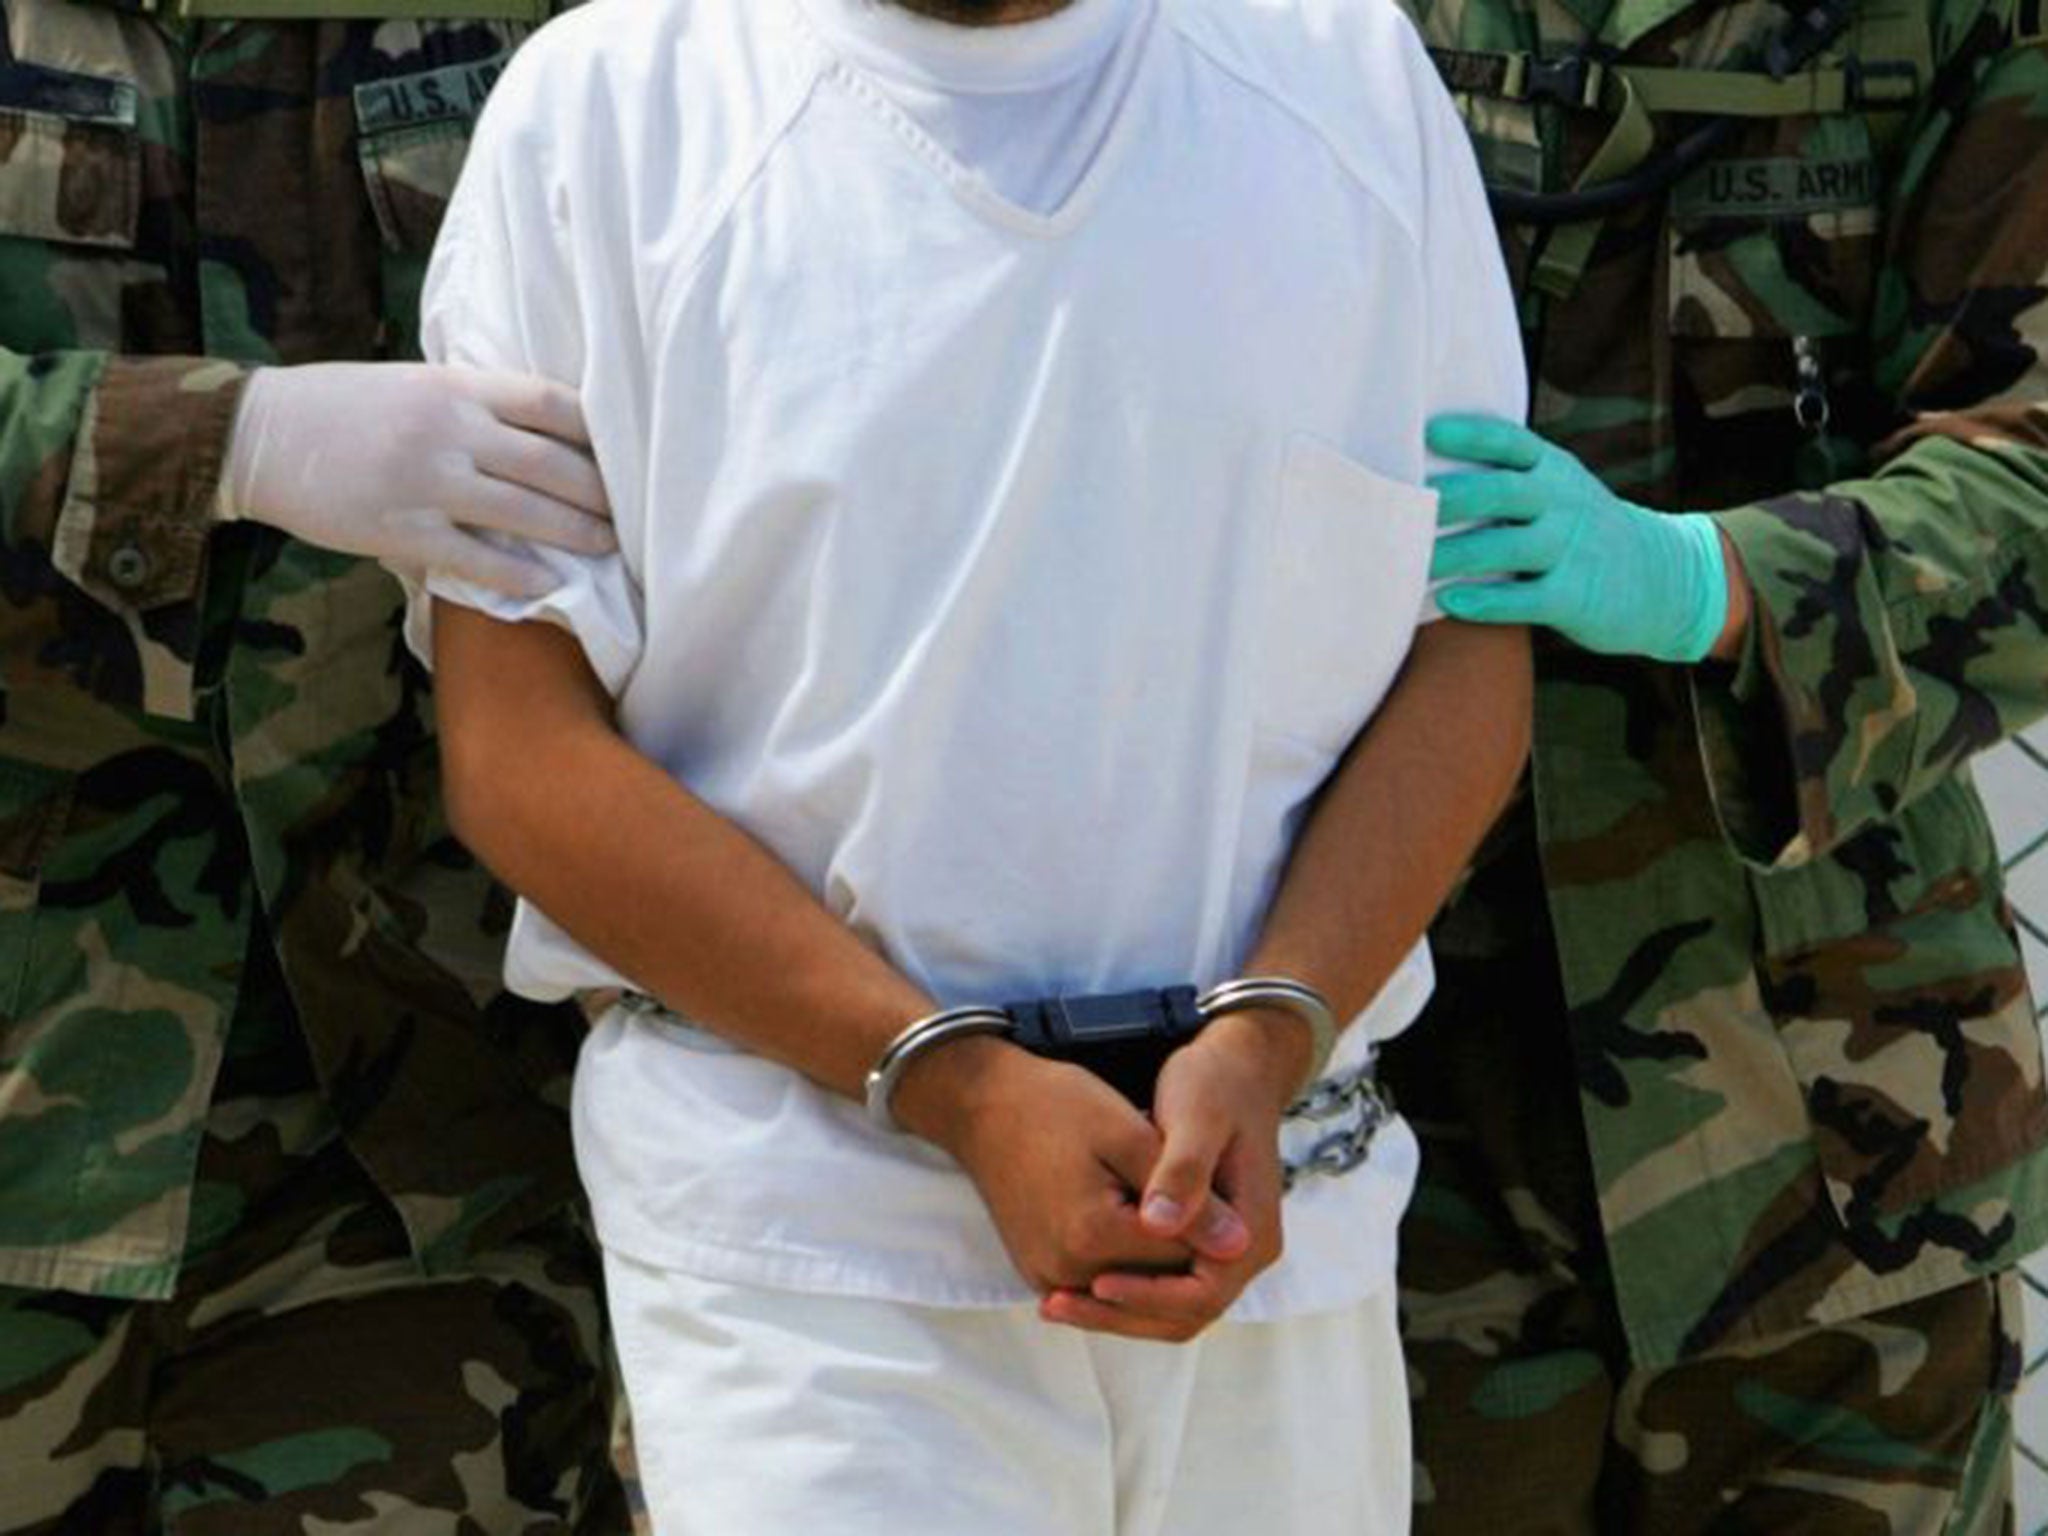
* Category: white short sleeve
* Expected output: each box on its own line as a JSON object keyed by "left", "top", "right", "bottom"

{"left": 402, "top": 45, "right": 646, "bottom": 697}
{"left": 1405, "top": 24, "right": 1528, "bottom": 622}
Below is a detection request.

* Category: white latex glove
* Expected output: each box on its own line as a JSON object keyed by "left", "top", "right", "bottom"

{"left": 219, "top": 362, "right": 615, "bottom": 596}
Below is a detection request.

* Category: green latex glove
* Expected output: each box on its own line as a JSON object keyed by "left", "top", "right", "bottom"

{"left": 1427, "top": 415, "right": 1730, "bottom": 664}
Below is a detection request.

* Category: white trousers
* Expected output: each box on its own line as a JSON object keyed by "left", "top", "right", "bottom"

{"left": 605, "top": 1249, "right": 1411, "bottom": 1536}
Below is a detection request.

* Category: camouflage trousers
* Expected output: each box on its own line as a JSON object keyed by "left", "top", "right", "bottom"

{"left": 1383, "top": 846, "right": 2021, "bottom": 1536}
{"left": 0, "top": 1001, "right": 629, "bottom": 1535}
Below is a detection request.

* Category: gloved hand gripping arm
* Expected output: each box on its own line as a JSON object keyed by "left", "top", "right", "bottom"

{"left": 1422, "top": 16, "right": 2048, "bottom": 867}
{"left": 0, "top": 345, "right": 613, "bottom": 721}
{"left": 220, "top": 361, "right": 615, "bottom": 595}
{"left": 1425, "top": 414, "right": 1749, "bottom": 665}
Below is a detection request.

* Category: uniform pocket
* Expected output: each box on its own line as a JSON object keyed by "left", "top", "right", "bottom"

{"left": 1254, "top": 435, "right": 1439, "bottom": 755}
{"left": 1666, "top": 115, "right": 1880, "bottom": 343}
{"left": 354, "top": 49, "right": 516, "bottom": 254}
{"left": 353, "top": 48, "right": 515, "bottom": 356}
{"left": 1665, "top": 115, "right": 1881, "bottom": 501}
{"left": 357, "top": 117, "right": 477, "bottom": 257}
{"left": 1751, "top": 775, "right": 2048, "bottom": 1221}
{"left": 0, "top": 60, "right": 140, "bottom": 250}
{"left": 1666, "top": 200, "right": 1878, "bottom": 344}
{"left": 1747, "top": 776, "right": 1999, "bottom": 958}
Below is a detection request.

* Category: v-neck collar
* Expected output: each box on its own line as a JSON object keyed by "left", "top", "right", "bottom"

{"left": 790, "top": 0, "right": 1163, "bottom": 239}
{"left": 797, "top": 0, "right": 1136, "bottom": 93}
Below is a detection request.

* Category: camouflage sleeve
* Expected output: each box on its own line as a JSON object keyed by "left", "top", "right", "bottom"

{"left": 1699, "top": 4, "right": 2048, "bottom": 869}
{"left": 0, "top": 345, "right": 247, "bottom": 721}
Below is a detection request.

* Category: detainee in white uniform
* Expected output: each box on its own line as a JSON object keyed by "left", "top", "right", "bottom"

{"left": 413, "top": 0, "right": 1528, "bottom": 1530}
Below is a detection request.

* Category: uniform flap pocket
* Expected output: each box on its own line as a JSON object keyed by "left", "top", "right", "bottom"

{"left": 1666, "top": 119, "right": 1879, "bottom": 341}
{"left": 1667, "top": 208, "right": 1878, "bottom": 341}
{"left": 1756, "top": 774, "right": 2045, "bottom": 1222}
{"left": 0, "top": 62, "right": 140, "bottom": 250}
{"left": 1747, "top": 774, "right": 1999, "bottom": 959}
{"left": 354, "top": 52, "right": 510, "bottom": 254}
{"left": 1256, "top": 435, "right": 1438, "bottom": 752}
{"left": 357, "top": 119, "right": 472, "bottom": 255}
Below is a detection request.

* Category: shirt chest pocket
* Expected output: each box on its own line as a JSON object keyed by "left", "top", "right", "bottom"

{"left": 1253, "top": 435, "right": 1439, "bottom": 757}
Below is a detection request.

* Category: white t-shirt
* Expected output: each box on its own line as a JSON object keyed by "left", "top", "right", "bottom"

{"left": 420, "top": 0, "right": 1526, "bottom": 1318}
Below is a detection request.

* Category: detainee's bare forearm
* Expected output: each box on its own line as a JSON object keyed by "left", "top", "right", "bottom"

{"left": 432, "top": 602, "right": 952, "bottom": 1111}
{"left": 433, "top": 605, "right": 1526, "bottom": 1144}
{"left": 1237, "top": 620, "right": 1532, "bottom": 1081}
{"left": 434, "top": 605, "right": 1233, "bottom": 1286}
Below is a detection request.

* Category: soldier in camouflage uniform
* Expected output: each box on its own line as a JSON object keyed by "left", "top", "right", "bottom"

{"left": 0, "top": 0, "right": 632, "bottom": 1529}
{"left": 1378, "top": 0, "right": 2048, "bottom": 1524}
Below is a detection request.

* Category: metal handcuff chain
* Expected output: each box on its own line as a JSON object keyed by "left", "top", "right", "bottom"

{"left": 1280, "top": 1056, "right": 1393, "bottom": 1193}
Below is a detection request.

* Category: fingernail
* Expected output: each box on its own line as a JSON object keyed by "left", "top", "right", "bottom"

{"left": 1142, "top": 1194, "right": 1183, "bottom": 1229}
{"left": 1201, "top": 1205, "right": 1247, "bottom": 1246}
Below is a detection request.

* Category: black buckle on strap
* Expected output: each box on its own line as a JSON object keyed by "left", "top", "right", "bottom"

{"left": 1843, "top": 55, "right": 1919, "bottom": 107}
{"left": 1525, "top": 53, "right": 1600, "bottom": 109}
{"left": 1004, "top": 987, "right": 1205, "bottom": 1109}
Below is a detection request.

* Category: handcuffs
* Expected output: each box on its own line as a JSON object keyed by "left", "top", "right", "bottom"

{"left": 861, "top": 978, "right": 1390, "bottom": 1192}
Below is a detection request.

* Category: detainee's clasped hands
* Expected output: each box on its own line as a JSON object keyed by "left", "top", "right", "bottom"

{"left": 1050, "top": 1013, "right": 1300, "bottom": 1341}
{"left": 928, "top": 1019, "right": 1301, "bottom": 1343}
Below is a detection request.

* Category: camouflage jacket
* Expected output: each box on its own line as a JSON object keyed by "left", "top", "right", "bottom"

{"left": 1405, "top": 0, "right": 2048, "bottom": 1363}
{"left": 0, "top": 0, "right": 584, "bottom": 1299}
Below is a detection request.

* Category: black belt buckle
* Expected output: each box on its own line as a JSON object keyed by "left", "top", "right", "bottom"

{"left": 1003, "top": 986, "right": 1205, "bottom": 1109}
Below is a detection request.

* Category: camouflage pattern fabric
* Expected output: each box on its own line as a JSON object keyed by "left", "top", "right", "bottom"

{"left": 0, "top": 0, "right": 586, "bottom": 1301}
{"left": 1387, "top": 826, "right": 2021, "bottom": 1532}
{"left": 1389, "top": 0, "right": 2048, "bottom": 1515}
{"left": 0, "top": 0, "right": 628, "bottom": 1524}
{"left": 0, "top": 960, "right": 625, "bottom": 1534}
{"left": 1390, "top": 0, "right": 2048, "bottom": 1367}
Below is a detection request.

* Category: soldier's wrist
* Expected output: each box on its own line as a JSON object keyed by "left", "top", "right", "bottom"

{"left": 1658, "top": 513, "right": 1734, "bottom": 664}
{"left": 214, "top": 366, "right": 276, "bottom": 526}
{"left": 1707, "top": 526, "right": 1753, "bottom": 664}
